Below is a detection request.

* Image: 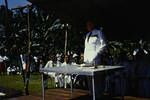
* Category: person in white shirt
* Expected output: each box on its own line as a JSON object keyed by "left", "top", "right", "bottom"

{"left": 44, "top": 54, "right": 64, "bottom": 88}
{"left": 0, "top": 55, "right": 5, "bottom": 74}
{"left": 83, "top": 21, "right": 106, "bottom": 65}
{"left": 83, "top": 20, "right": 107, "bottom": 98}
{"left": 0, "top": 54, "right": 8, "bottom": 74}
{"left": 132, "top": 39, "right": 150, "bottom": 96}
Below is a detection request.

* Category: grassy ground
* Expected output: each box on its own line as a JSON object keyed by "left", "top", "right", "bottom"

{"left": 1, "top": 73, "right": 150, "bottom": 100}
{"left": 0, "top": 73, "right": 54, "bottom": 96}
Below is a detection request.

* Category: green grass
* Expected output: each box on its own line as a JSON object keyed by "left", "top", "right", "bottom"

{"left": 0, "top": 73, "right": 54, "bottom": 95}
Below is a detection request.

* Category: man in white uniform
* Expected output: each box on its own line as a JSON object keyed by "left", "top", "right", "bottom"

{"left": 84, "top": 21, "right": 106, "bottom": 65}
{"left": 83, "top": 20, "right": 107, "bottom": 99}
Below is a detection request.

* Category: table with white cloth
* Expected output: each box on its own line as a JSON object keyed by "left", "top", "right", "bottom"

{"left": 40, "top": 64, "right": 124, "bottom": 100}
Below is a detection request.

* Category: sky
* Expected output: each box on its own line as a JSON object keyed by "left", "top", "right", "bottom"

{"left": 0, "top": 0, "right": 31, "bottom": 9}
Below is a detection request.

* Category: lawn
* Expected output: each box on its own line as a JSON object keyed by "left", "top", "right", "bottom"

{"left": 0, "top": 73, "right": 54, "bottom": 96}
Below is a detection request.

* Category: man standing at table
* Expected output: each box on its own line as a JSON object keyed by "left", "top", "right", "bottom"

{"left": 83, "top": 20, "right": 107, "bottom": 99}
{"left": 84, "top": 20, "right": 106, "bottom": 65}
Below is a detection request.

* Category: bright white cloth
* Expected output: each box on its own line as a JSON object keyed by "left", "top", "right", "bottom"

{"left": 61, "top": 62, "right": 71, "bottom": 88}
{"left": 20, "top": 54, "right": 26, "bottom": 70}
{"left": 44, "top": 60, "right": 64, "bottom": 87}
{"left": 0, "top": 55, "right": 8, "bottom": 62}
{"left": 44, "top": 60, "right": 55, "bottom": 76}
{"left": 0, "top": 92, "right": 6, "bottom": 96}
{"left": 84, "top": 29, "right": 106, "bottom": 64}
{"left": 72, "top": 53, "right": 78, "bottom": 58}
{"left": 7, "top": 66, "right": 16, "bottom": 75}
{"left": 0, "top": 56, "right": 4, "bottom": 62}
{"left": 133, "top": 48, "right": 148, "bottom": 56}
{"left": 33, "top": 56, "right": 38, "bottom": 62}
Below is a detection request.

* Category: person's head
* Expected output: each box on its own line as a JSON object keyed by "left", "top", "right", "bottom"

{"left": 86, "top": 20, "right": 95, "bottom": 32}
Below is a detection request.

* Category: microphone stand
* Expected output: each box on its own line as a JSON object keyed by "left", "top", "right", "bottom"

{"left": 64, "top": 24, "right": 69, "bottom": 63}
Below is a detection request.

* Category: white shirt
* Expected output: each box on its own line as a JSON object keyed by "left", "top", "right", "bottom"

{"left": 20, "top": 54, "right": 26, "bottom": 70}
{"left": 0, "top": 55, "right": 3, "bottom": 62}
{"left": 0, "top": 55, "right": 8, "bottom": 63}
{"left": 84, "top": 29, "right": 106, "bottom": 64}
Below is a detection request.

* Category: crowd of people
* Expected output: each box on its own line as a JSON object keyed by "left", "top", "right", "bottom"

{"left": 0, "top": 45, "right": 82, "bottom": 75}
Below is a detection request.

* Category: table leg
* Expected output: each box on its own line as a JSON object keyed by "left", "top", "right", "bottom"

{"left": 70, "top": 75, "right": 73, "bottom": 98}
{"left": 42, "top": 73, "right": 45, "bottom": 100}
{"left": 92, "top": 76, "right": 95, "bottom": 100}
